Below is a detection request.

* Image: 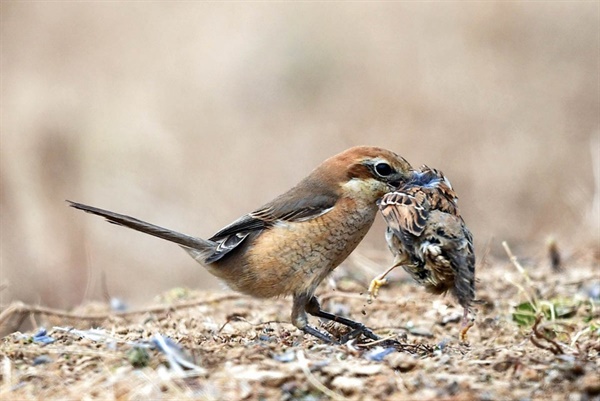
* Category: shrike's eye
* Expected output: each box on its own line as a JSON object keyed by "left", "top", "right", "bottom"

{"left": 374, "top": 162, "right": 393, "bottom": 177}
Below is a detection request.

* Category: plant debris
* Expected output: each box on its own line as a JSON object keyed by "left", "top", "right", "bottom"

{"left": 0, "top": 245, "right": 598, "bottom": 400}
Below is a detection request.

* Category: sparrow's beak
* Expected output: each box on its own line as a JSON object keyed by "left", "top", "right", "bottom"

{"left": 388, "top": 172, "right": 408, "bottom": 190}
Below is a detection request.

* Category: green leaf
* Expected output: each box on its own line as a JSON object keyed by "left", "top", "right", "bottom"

{"left": 512, "top": 302, "right": 537, "bottom": 326}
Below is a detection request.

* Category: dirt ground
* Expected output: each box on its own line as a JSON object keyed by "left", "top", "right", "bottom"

{"left": 0, "top": 244, "right": 598, "bottom": 401}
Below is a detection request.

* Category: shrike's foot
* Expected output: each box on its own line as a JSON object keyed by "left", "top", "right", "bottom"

{"left": 302, "top": 326, "right": 339, "bottom": 344}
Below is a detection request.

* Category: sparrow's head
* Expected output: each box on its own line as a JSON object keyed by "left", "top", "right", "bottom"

{"left": 319, "top": 146, "right": 414, "bottom": 201}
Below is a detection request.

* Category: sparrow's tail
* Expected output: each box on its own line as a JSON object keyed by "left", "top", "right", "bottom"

{"left": 67, "top": 201, "right": 216, "bottom": 255}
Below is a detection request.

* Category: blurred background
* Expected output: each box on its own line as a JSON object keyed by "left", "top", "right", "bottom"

{"left": 2, "top": 3, "right": 598, "bottom": 309}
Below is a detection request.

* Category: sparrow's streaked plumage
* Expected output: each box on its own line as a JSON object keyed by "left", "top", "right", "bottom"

{"left": 69, "top": 146, "right": 413, "bottom": 343}
{"left": 369, "top": 166, "right": 475, "bottom": 337}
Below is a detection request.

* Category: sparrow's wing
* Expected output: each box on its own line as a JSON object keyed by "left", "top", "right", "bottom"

{"left": 205, "top": 191, "right": 338, "bottom": 263}
{"left": 442, "top": 222, "right": 476, "bottom": 308}
{"left": 378, "top": 189, "right": 429, "bottom": 242}
{"left": 426, "top": 212, "right": 476, "bottom": 307}
{"left": 419, "top": 166, "right": 474, "bottom": 304}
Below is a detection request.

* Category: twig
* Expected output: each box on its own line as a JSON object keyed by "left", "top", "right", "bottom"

{"left": 503, "top": 241, "right": 538, "bottom": 312}
{"left": 2, "top": 357, "right": 12, "bottom": 390}
{"left": 503, "top": 274, "right": 538, "bottom": 314}
{"left": 589, "top": 132, "right": 599, "bottom": 230}
{"left": 571, "top": 326, "right": 591, "bottom": 348}
{"left": 319, "top": 291, "right": 398, "bottom": 305}
{"left": 354, "top": 335, "right": 397, "bottom": 348}
{"left": 530, "top": 315, "right": 564, "bottom": 355}
{"left": 296, "top": 350, "right": 348, "bottom": 401}
{"left": 502, "top": 242, "right": 532, "bottom": 285}
{"left": 538, "top": 300, "right": 556, "bottom": 321}
{"left": 0, "top": 294, "right": 245, "bottom": 333}
{"left": 217, "top": 317, "right": 287, "bottom": 333}
{"left": 477, "top": 236, "right": 494, "bottom": 271}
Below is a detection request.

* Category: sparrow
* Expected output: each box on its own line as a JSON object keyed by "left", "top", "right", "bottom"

{"left": 69, "top": 146, "right": 413, "bottom": 343}
{"left": 368, "top": 166, "right": 476, "bottom": 340}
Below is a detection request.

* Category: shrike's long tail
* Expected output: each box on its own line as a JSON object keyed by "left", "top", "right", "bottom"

{"left": 67, "top": 201, "right": 215, "bottom": 252}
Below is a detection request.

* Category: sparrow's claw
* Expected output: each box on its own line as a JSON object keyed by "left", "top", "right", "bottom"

{"left": 367, "top": 276, "right": 388, "bottom": 304}
{"left": 367, "top": 263, "right": 400, "bottom": 304}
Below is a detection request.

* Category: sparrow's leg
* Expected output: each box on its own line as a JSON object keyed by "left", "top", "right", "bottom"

{"left": 292, "top": 294, "right": 338, "bottom": 344}
{"left": 367, "top": 263, "right": 400, "bottom": 303}
{"left": 305, "top": 296, "right": 380, "bottom": 342}
{"left": 459, "top": 306, "right": 474, "bottom": 343}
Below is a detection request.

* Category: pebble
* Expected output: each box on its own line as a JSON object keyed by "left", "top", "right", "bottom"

{"left": 331, "top": 376, "right": 363, "bottom": 394}
{"left": 386, "top": 353, "right": 419, "bottom": 372}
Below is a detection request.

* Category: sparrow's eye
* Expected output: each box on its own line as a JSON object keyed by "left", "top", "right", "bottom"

{"left": 374, "top": 162, "right": 393, "bottom": 177}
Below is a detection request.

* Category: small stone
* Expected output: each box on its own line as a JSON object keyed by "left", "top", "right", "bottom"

{"left": 272, "top": 349, "right": 295, "bottom": 363}
{"left": 441, "top": 311, "right": 463, "bottom": 325}
{"left": 386, "top": 353, "right": 419, "bottom": 372}
{"left": 331, "top": 376, "right": 364, "bottom": 394}
{"left": 32, "top": 355, "right": 53, "bottom": 365}
{"left": 344, "top": 362, "right": 383, "bottom": 376}
{"left": 581, "top": 373, "right": 600, "bottom": 395}
{"left": 321, "top": 363, "right": 343, "bottom": 377}
{"left": 520, "top": 367, "right": 540, "bottom": 381}
{"left": 127, "top": 347, "right": 150, "bottom": 368}
{"left": 584, "top": 281, "right": 600, "bottom": 300}
{"left": 231, "top": 365, "right": 289, "bottom": 386}
{"left": 408, "top": 326, "right": 434, "bottom": 337}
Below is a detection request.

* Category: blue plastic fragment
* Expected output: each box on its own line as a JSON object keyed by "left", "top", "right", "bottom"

{"left": 364, "top": 346, "right": 396, "bottom": 362}
{"left": 32, "top": 328, "right": 55, "bottom": 345}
